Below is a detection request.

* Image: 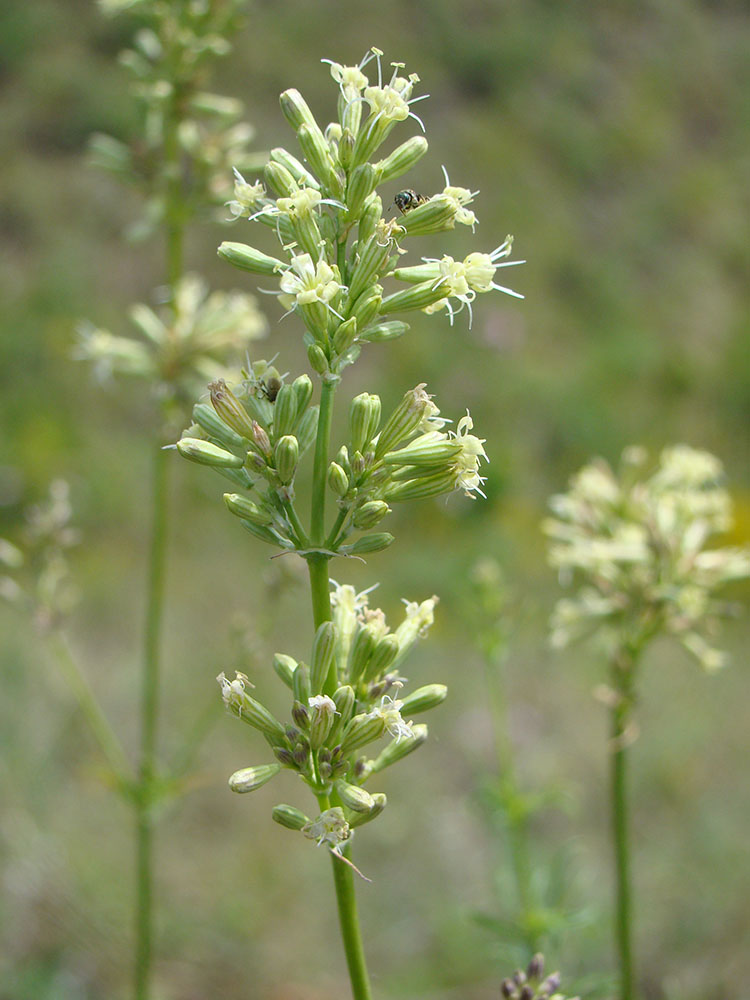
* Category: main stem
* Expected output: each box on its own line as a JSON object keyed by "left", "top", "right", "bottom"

{"left": 134, "top": 443, "right": 170, "bottom": 1000}
{"left": 308, "top": 377, "right": 373, "bottom": 1000}
{"left": 610, "top": 650, "right": 635, "bottom": 1000}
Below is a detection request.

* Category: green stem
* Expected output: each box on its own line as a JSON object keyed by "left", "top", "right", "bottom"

{"left": 134, "top": 443, "right": 170, "bottom": 1000}
{"left": 310, "top": 379, "right": 337, "bottom": 547}
{"left": 317, "top": 793, "right": 372, "bottom": 1000}
{"left": 610, "top": 650, "right": 636, "bottom": 1000}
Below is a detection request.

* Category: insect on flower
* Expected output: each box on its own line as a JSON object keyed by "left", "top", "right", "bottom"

{"left": 394, "top": 189, "right": 428, "bottom": 214}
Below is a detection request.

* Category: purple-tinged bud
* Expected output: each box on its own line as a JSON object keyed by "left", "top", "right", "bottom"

{"left": 500, "top": 979, "right": 515, "bottom": 998}
{"left": 291, "top": 699, "right": 310, "bottom": 730}
{"left": 541, "top": 973, "right": 561, "bottom": 994}
{"left": 519, "top": 986, "right": 533, "bottom": 1000}
{"left": 527, "top": 954, "right": 544, "bottom": 980}
{"left": 272, "top": 747, "right": 296, "bottom": 768}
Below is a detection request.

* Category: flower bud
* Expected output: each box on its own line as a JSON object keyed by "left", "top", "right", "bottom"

{"left": 348, "top": 232, "right": 392, "bottom": 301}
{"left": 274, "top": 435, "right": 299, "bottom": 485}
{"left": 291, "top": 699, "right": 310, "bottom": 730}
{"left": 350, "top": 393, "right": 381, "bottom": 456}
{"left": 251, "top": 420, "right": 273, "bottom": 457}
{"left": 385, "top": 471, "right": 456, "bottom": 502}
{"left": 293, "top": 661, "right": 311, "bottom": 704}
{"left": 308, "top": 694, "right": 337, "bottom": 748}
{"left": 218, "top": 242, "right": 285, "bottom": 276}
{"left": 374, "top": 384, "right": 434, "bottom": 459}
{"left": 307, "top": 342, "right": 329, "bottom": 374}
{"left": 348, "top": 791, "right": 387, "bottom": 827}
{"left": 527, "top": 954, "right": 544, "bottom": 980}
{"left": 348, "top": 625, "right": 378, "bottom": 685}
{"left": 296, "top": 406, "right": 319, "bottom": 455}
{"left": 379, "top": 279, "right": 449, "bottom": 316}
{"left": 334, "top": 779, "right": 375, "bottom": 814}
{"left": 292, "top": 373, "right": 313, "bottom": 415}
{"left": 240, "top": 519, "right": 290, "bottom": 549}
{"left": 279, "top": 88, "right": 317, "bottom": 130}
{"left": 375, "top": 136, "right": 428, "bottom": 183}
{"left": 338, "top": 127, "right": 355, "bottom": 169}
{"left": 340, "top": 712, "right": 386, "bottom": 754}
{"left": 398, "top": 684, "right": 447, "bottom": 715}
{"left": 400, "top": 195, "right": 456, "bottom": 236}
{"left": 328, "top": 462, "right": 350, "bottom": 498}
{"left": 297, "top": 123, "right": 343, "bottom": 196}
{"left": 359, "top": 320, "right": 409, "bottom": 343}
{"left": 264, "top": 159, "right": 298, "bottom": 197}
{"left": 384, "top": 437, "right": 461, "bottom": 468}
{"left": 273, "top": 747, "right": 296, "bottom": 768}
{"left": 332, "top": 316, "right": 358, "bottom": 355}
{"left": 209, "top": 379, "right": 256, "bottom": 439}
{"left": 347, "top": 286, "right": 383, "bottom": 331}
{"left": 217, "top": 672, "right": 286, "bottom": 742}
{"left": 358, "top": 193, "right": 382, "bottom": 245}
{"left": 228, "top": 763, "right": 281, "bottom": 793}
{"left": 345, "top": 162, "right": 378, "bottom": 221}
{"left": 350, "top": 449, "right": 366, "bottom": 478}
{"left": 341, "top": 533, "right": 394, "bottom": 556}
{"left": 328, "top": 685, "right": 356, "bottom": 743}
{"left": 368, "top": 723, "right": 428, "bottom": 774}
{"left": 353, "top": 500, "right": 390, "bottom": 530}
{"left": 176, "top": 437, "right": 244, "bottom": 468}
{"left": 272, "top": 803, "right": 310, "bottom": 830}
{"left": 271, "top": 383, "right": 297, "bottom": 439}
{"left": 192, "top": 403, "right": 246, "bottom": 451}
{"left": 223, "top": 493, "right": 273, "bottom": 527}
{"left": 270, "top": 146, "right": 319, "bottom": 189}
{"left": 362, "top": 633, "right": 400, "bottom": 681}
{"left": 310, "top": 620, "right": 337, "bottom": 695}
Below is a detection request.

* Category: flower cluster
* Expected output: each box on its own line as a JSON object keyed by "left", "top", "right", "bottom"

{"left": 77, "top": 274, "right": 266, "bottom": 401}
{"left": 218, "top": 46, "right": 523, "bottom": 379}
{"left": 544, "top": 445, "right": 750, "bottom": 670}
{"left": 500, "top": 953, "right": 577, "bottom": 1000}
{"left": 217, "top": 582, "right": 445, "bottom": 857}
{"left": 90, "top": 0, "right": 261, "bottom": 240}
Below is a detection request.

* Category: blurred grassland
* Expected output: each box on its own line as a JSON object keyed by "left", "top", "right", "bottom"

{"left": 1, "top": 1, "right": 749, "bottom": 998}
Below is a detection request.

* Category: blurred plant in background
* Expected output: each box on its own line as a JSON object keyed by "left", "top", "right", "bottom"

{"left": 545, "top": 445, "right": 750, "bottom": 1000}
{"left": 175, "top": 46, "right": 523, "bottom": 998}
{"left": 500, "top": 952, "right": 579, "bottom": 1000}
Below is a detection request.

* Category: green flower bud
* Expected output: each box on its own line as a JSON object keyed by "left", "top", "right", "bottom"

{"left": 342, "top": 533, "right": 395, "bottom": 556}
{"left": 218, "top": 242, "right": 285, "bottom": 276}
{"left": 359, "top": 320, "right": 409, "bottom": 343}
{"left": 340, "top": 712, "right": 386, "bottom": 754}
{"left": 293, "top": 661, "right": 311, "bottom": 704}
{"left": 332, "top": 316, "right": 358, "bottom": 355}
{"left": 268, "top": 148, "right": 317, "bottom": 190}
{"left": 310, "top": 620, "right": 337, "bottom": 695}
{"left": 374, "top": 384, "right": 436, "bottom": 459}
{"left": 400, "top": 195, "right": 456, "bottom": 236}
{"left": 328, "top": 462, "right": 349, "bottom": 498}
{"left": 362, "top": 633, "right": 400, "bottom": 681}
{"left": 375, "top": 136, "right": 429, "bottom": 183}
{"left": 289, "top": 208, "right": 324, "bottom": 262}
{"left": 240, "top": 519, "right": 291, "bottom": 549}
{"left": 272, "top": 653, "right": 297, "bottom": 689}
{"left": 358, "top": 194, "right": 382, "bottom": 245}
{"left": 297, "top": 123, "right": 343, "bottom": 197}
{"left": 348, "top": 624, "right": 378, "bottom": 685}
{"left": 334, "top": 779, "right": 376, "bottom": 814}
{"left": 292, "top": 373, "right": 313, "bottom": 416}
{"left": 279, "top": 88, "right": 317, "bottom": 131}
{"left": 338, "top": 127, "right": 355, "bottom": 169}
{"left": 347, "top": 287, "right": 383, "bottom": 330}
{"left": 228, "top": 763, "right": 281, "bottom": 793}
{"left": 352, "top": 500, "right": 390, "bottom": 530}
{"left": 192, "top": 403, "right": 245, "bottom": 451}
{"left": 368, "top": 724, "right": 428, "bottom": 774}
{"left": 308, "top": 694, "right": 337, "bottom": 749}
{"left": 379, "top": 279, "right": 449, "bottom": 316}
{"left": 385, "top": 471, "right": 457, "bottom": 502}
{"left": 348, "top": 792, "right": 387, "bottom": 827}
{"left": 209, "top": 379, "right": 255, "bottom": 439}
{"left": 296, "top": 406, "right": 319, "bottom": 455}
{"left": 398, "top": 684, "right": 448, "bottom": 715}
{"left": 272, "top": 803, "right": 310, "bottom": 830}
{"left": 348, "top": 232, "right": 392, "bottom": 301}
{"left": 307, "top": 342, "right": 329, "bottom": 374}
{"left": 384, "top": 438, "right": 461, "bottom": 468}
{"left": 350, "top": 392, "right": 382, "bottom": 454}
{"left": 223, "top": 493, "right": 273, "bottom": 526}
{"left": 264, "top": 159, "right": 298, "bottom": 197}
{"left": 274, "top": 435, "right": 299, "bottom": 485}
{"left": 345, "top": 162, "right": 378, "bottom": 221}
{"left": 328, "top": 685, "right": 356, "bottom": 744}
{"left": 272, "top": 383, "right": 298, "bottom": 439}
{"left": 176, "top": 437, "right": 244, "bottom": 468}
{"left": 336, "top": 445, "right": 352, "bottom": 477}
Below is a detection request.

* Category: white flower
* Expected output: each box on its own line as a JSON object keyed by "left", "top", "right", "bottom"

{"left": 278, "top": 253, "right": 342, "bottom": 308}
{"left": 370, "top": 694, "right": 413, "bottom": 741}
{"left": 439, "top": 165, "right": 479, "bottom": 230}
{"left": 226, "top": 168, "right": 266, "bottom": 219}
{"left": 449, "top": 412, "right": 488, "bottom": 497}
{"left": 216, "top": 670, "right": 254, "bottom": 710}
{"left": 302, "top": 807, "right": 350, "bottom": 850}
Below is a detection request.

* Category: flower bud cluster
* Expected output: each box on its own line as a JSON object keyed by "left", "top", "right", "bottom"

{"left": 90, "top": 0, "right": 260, "bottom": 241}
{"left": 219, "top": 47, "right": 523, "bottom": 376}
{"left": 77, "top": 274, "right": 266, "bottom": 399}
{"left": 500, "top": 954, "right": 576, "bottom": 1000}
{"left": 221, "top": 580, "right": 446, "bottom": 851}
{"left": 544, "top": 445, "right": 750, "bottom": 670}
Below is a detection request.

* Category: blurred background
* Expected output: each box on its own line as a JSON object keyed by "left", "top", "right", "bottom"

{"left": 1, "top": 1, "right": 749, "bottom": 998}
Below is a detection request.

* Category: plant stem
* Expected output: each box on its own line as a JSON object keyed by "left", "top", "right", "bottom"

{"left": 610, "top": 649, "right": 636, "bottom": 1000}
{"left": 134, "top": 443, "right": 170, "bottom": 1000}
{"left": 308, "top": 376, "right": 372, "bottom": 1000}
